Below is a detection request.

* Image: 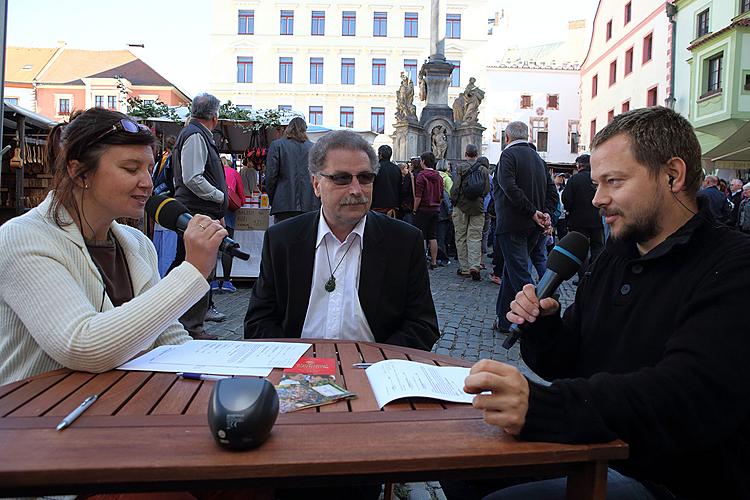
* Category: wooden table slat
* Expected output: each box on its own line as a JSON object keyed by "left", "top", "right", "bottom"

{"left": 45, "top": 371, "right": 128, "bottom": 417}
{"left": 0, "top": 379, "right": 27, "bottom": 399}
{"left": 89, "top": 371, "right": 152, "bottom": 416}
{"left": 313, "top": 342, "right": 348, "bottom": 413}
{"left": 184, "top": 382, "right": 214, "bottom": 416}
{"left": 152, "top": 379, "right": 205, "bottom": 415}
{"left": 8, "top": 371, "right": 96, "bottom": 417}
{"left": 0, "top": 372, "right": 68, "bottom": 417}
{"left": 336, "top": 342, "right": 380, "bottom": 413}
{"left": 117, "top": 372, "right": 178, "bottom": 416}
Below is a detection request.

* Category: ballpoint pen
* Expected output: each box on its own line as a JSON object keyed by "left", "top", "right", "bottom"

{"left": 177, "top": 372, "right": 232, "bottom": 381}
{"left": 56, "top": 394, "right": 98, "bottom": 431}
{"left": 352, "top": 363, "right": 373, "bottom": 369}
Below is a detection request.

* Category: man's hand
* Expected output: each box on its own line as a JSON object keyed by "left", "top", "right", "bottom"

{"left": 532, "top": 210, "right": 547, "bottom": 228}
{"left": 464, "top": 359, "right": 530, "bottom": 435}
{"left": 507, "top": 283, "right": 560, "bottom": 326}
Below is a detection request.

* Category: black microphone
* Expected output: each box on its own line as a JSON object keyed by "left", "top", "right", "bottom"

{"left": 502, "top": 231, "right": 590, "bottom": 349}
{"left": 146, "top": 194, "right": 250, "bottom": 261}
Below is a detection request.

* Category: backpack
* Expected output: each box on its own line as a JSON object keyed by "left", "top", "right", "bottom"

{"left": 461, "top": 164, "right": 485, "bottom": 200}
{"left": 152, "top": 152, "right": 174, "bottom": 197}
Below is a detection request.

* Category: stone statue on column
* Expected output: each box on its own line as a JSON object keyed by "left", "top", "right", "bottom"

{"left": 395, "top": 72, "right": 417, "bottom": 122}
{"left": 453, "top": 77, "right": 485, "bottom": 125}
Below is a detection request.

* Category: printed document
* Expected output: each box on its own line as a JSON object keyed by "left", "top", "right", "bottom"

{"left": 364, "top": 359, "right": 474, "bottom": 409}
{"left": 117, "top": 340, "right": 311, "bottom": 376}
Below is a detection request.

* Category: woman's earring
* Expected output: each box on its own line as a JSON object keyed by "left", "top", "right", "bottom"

{"left": 84, "top": 184, "right": 89, "bottom": 189}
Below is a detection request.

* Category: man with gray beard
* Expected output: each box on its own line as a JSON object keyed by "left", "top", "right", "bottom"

{"left": 244, "top": 130, "right": 439, "bottom": 353}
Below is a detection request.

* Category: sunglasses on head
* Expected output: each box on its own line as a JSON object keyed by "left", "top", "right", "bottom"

{"left": 91, "top": 118, "right": 150, "bottom": 145}
{"left": 319, "top": 172, "right": 376, "bottom": 186}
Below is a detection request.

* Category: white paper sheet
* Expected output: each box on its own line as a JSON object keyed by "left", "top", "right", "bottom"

{"left": 117, "top": 340, "right": 311, "bottom": 376}
{"left": 364, "top": 359, "right": 474, "bottom": 409}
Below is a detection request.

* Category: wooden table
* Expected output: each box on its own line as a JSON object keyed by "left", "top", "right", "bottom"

{"left": 0, "top": 340, "right": 627, "bottom": 498}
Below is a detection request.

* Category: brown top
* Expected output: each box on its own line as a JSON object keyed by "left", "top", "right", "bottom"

{"left": 86, "top": 233, "right": 134, "bottom": 308}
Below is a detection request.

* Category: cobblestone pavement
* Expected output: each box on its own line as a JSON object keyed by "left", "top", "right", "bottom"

{"left": 207, "top": 259, "right": 577, "bottom": 499}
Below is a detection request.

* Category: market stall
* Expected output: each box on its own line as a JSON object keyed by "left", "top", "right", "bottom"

{"left": 0, "top": 102, "right": 57, "bottom": 225}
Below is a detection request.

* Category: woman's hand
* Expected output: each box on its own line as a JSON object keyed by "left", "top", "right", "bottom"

{"left": 183, "top": 215, "right": 227, "bottom": 278}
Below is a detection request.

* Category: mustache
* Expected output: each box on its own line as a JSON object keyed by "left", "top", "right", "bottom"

{"left": 599, "top": 208, "right": 622, "bottom": 217}
{"left": 340, "top": 194, "right": 369, "bottom": 206}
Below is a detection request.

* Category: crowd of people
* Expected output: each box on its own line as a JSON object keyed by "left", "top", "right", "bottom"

{"left": 0, "top": 94, "right": 748, "bottom": 499}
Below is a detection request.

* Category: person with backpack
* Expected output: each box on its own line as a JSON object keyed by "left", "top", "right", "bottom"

{"left": 152, "top": 136, "right": 176, "bottom": 196}
{"left": 450, "top": 144, "right": 490, "bottom": 280}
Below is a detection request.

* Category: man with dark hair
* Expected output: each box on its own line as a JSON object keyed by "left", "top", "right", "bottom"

{"left": 493, "top": 121, "right": 557, "bottom": 332}
{"left": 460, "top": 107, "right": 750, "bottom": 500}
{"left": 245, "top": 130, "right": 439, "bottom": 353}
{"left": 371, "top": 144, "right": 402, "bottom": 217}
{"left": 450, "top": 144, "right": 490, "bottom": 280}
{"left": 414, "top": 151, "right": 444, "bottom": 269}
{"left": 169, "top": 92, "right": 227, "bottom": 339}
{"left": 265, "top": 116, "right": 320, "bottom": 222}
{"left": 562, "top": 153, "right": 604, "bottom": 283}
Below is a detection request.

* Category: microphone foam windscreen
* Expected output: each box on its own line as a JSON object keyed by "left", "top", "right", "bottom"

{"left": 145, "top": 194, "right": 188, "bottom": 231}
{"left": 546, "top": 231, "right": 590, "bottom": 279}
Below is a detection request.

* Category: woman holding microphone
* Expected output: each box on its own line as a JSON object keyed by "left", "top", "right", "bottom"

{"left": 0, "top": 108, "right": 226, "bottom": 384}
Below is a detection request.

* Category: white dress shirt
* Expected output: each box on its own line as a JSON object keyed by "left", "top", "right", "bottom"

{"left": 300, "top": 214, "right": 375, "bottom": 342}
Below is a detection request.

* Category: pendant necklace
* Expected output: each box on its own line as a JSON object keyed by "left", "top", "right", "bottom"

{"left": 323, "top": 236, "right": 356, "bottom": 293}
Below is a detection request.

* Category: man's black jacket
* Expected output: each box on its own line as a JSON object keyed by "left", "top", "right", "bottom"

{"left": 561, "top": 167, "right": 602, "bottom": 229}
{"left": 518, "top": 207, "right": 750, "bottom": 499}
{"left": 244, "top": 210, "right": 439, "bottom": 351}
{"left": 493, "top": 142, "right": 557, "bottom": 234}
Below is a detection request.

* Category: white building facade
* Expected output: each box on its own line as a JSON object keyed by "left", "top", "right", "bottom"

{"left": 484, "top": 21, "right": 586, "bottom": 165}
{"left": 209, "top": 0, "right": 488, "bottom": 146}
{"left": 579, "top": 0, "right": 671, "bottom": 150}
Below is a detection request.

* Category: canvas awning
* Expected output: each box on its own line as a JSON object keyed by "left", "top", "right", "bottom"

{"left": 704, "top": 121, "right": 750, "bottom": 163}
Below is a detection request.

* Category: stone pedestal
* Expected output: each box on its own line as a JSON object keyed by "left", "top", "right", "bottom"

{"left": 392, "top": 121, "right": 425, "bottom": 162}
{"left": 453, "top": 123, "right": 486, "bottom": 158}
{"left": 420, "top": 59, "right": 453, "bottom": 110}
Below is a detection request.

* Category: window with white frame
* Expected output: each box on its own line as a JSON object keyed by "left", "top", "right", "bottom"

{"left": 340, "top": 106, "right": 354, "bottom": 128}
{"left": 309, "top": 106, "right": 323, "bottom": 125}
{"left": 237, "top": 57, "right": 253, "bottom": 83}
{"left": 310, "top": 57, "right": 324, "bottom": 84}
{"left": 404, "top": 12, "right": 418, "bottom": 37}
{"left": 371, "top": 107, "right": 385, "bottom": 133}
{"left": 238, "top": 10, "right": 254, "bottom": 34}
{"left": 372, "top": 59, "right": 386, "bottom": 85}
{"left": 311, "top": 11, "right": 325, "bottom": 35}
{"left": 341, "top": 58, "right": 355, "bottom": 84}
{"left": 373, "top": 12, "right": 387, "bottom": 37}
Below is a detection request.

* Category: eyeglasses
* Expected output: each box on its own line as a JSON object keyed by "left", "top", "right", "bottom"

{"left": 318, "top": 172, "right": 376, "bottom": 186}
{"left": 90, "top": 118, "right": 150, "bottom": 146}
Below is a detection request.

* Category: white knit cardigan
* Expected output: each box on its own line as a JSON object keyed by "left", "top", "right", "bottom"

{"left": 0, "top": 192, "right": 205, "bottom": 384}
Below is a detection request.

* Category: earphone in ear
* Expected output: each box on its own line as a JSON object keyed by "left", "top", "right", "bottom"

{"left": 668, "top": 175, "right": 675, "bottom": 187}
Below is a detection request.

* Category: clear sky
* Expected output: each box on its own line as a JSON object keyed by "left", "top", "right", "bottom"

{"left": 7, "top": 0, "right": 598, "bottom": 97}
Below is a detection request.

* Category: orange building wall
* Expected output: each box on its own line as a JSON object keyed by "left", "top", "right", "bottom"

{"left": 36, "top": 87, "right": 87, "bottom": 120}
